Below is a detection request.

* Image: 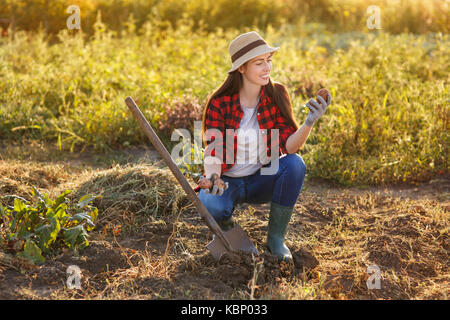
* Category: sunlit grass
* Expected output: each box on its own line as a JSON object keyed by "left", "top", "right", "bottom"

{"left": 1, "top": 0, "right": 448, "bottom": 35}
{"left": 0, "top": 14, "right": 448, "bottom": 186}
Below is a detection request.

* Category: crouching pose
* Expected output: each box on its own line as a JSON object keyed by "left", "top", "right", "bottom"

{"left": 197, "top": 31, "right": 331, "bottom": 262}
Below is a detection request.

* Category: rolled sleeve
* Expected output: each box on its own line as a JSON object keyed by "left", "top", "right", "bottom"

{"left": 276, "top": 111, "right": 297, "bottom": 154}
{"left": 204, "top": 99, "right": 225, "bottom": 162}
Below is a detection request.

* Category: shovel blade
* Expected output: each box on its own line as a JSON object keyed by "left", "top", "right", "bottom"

{"left": 206, "top": 224, "right": 258, "bottom": 261}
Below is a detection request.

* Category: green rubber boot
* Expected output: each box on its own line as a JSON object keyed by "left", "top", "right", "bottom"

{"left": 266, "top": 202, "right": 294, "bottom": 263}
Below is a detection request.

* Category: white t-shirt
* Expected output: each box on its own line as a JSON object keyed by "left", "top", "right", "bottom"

{"left": 223, "top": 102, "right": 269, "bottom": 178}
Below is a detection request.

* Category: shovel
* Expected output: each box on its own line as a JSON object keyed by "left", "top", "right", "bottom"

{"left": 124, "top": 97, "right": 258, "bottom": 260}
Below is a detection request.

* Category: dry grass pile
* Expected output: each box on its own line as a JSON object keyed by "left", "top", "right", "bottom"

{"left": 0, "top": 160, "right": 72, "bottom": 205}
{"left": 73, "top": 163, "right": 192, "bottom": 230}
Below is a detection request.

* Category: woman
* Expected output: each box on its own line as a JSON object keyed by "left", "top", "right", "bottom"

{"left": 196, "top": 31, "right": 331, "bottom": 262}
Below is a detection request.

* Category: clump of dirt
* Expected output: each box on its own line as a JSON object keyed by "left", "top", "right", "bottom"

{"left": 56, "top": 241, "right": 129, "bottom": 274}
{"left": 206, "top": 248, "right": 319, "bottom": 294}
{"left": 292, "top": 248, "right": 320, "bottom": 272}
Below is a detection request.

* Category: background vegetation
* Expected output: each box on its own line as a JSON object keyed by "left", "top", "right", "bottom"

{"left": 0, "top": 0, "right": 448, "bottom": 187}
{"left": 1, "top": 0, "right": 448, "bottom": 35}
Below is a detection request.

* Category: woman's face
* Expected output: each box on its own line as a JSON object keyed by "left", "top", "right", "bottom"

{"left": 238, "top": 52, "right": 273, "bottom": 86}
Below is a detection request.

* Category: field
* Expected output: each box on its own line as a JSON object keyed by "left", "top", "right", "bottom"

{"left": 0, "top": 0, "right": 449, "bottom": 300}
{"left": 0, "top": 144, "right": 448, "bottom": 299}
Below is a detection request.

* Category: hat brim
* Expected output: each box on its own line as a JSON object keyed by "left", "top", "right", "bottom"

{"left": 227, "top": 46, "right": 279, "bottom": 74}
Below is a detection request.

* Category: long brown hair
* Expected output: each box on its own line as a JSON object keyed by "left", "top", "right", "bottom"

{"left": 201, "top": 69, "right": 300, "bottom": 146}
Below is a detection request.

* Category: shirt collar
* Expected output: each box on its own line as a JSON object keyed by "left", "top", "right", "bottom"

{"left": 234, "top": 86, "right": 268, "bottom": 112}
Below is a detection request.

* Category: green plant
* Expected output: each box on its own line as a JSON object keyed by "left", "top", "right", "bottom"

{"left": 0, "top": 187, "right": 98, "bottom": 264}
{"left": 157, "top": 93, "right": 203, "bottom": 138}
{"left": 0, "top": 15, "right": 448, "bottom": 186}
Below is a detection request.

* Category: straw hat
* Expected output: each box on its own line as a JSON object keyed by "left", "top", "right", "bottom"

{"left": 227, "top": 31, "right": 279, "bottom": 74}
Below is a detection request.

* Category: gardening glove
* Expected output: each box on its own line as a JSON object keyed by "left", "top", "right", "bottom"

{"left": 304, "top": 93, "right": 332, "bottom": 127}
{"left": 197, "top": 174, "right": 229, "bottom": 196}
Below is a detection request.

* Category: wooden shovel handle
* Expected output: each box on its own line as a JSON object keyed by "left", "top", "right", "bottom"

{"left": 124, "top": 97, "right": 233, "bottom": 252}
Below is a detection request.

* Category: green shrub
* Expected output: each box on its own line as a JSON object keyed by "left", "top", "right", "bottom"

{"left": 0, "top": 17, "right": 448, "bottom": 186}
{"left": 0, "top": 188, "right": 98, "bottom": 264}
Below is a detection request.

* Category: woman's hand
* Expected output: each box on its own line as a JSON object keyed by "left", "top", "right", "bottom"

{"left": 197, "top": 174, "right": 229, "bottom": 196}
{"left": 305, "top": 93, "right": 332, "bottom": 127}
{"left": 197, "top": 176, "right": 213, "bottom": 189}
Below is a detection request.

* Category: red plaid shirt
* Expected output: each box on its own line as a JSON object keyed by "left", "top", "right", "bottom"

{"left": 203, "top": 86, "right": 297, "bottom": 175}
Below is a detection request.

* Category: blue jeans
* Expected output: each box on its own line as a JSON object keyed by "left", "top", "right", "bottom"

{"left": 198, "top": 153, "right": 306, "bottom": 222}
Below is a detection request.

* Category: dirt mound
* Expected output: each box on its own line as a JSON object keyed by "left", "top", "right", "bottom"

{"left": 74, "top": 164, "right": 189, "bottom": 217}
{"left": 187, "top": 248, "right": 320, "bottom": 297}
{"left": 70, "top": 164, "right": 195, "bottom": 236}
